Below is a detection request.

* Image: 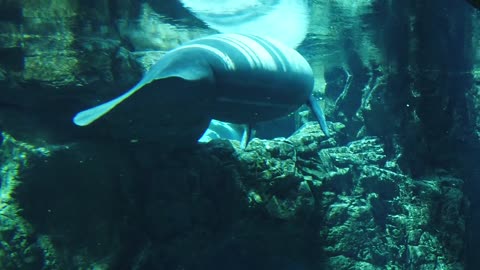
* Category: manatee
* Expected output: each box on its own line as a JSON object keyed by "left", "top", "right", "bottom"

{"left": 73, "top": 33, "right": 329, "bottom": 144}
{"left": 467, "top": 0, "right": 480, "bottom": 9}
{"left": 179, "top": 0, "right": 310, "bottom": 48}
{"left": 198, "top": 120, "right": 246, "bottom": 143}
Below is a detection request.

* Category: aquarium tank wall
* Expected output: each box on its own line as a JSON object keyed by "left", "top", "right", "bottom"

{"left": 0, "top": 0, "right": 479, "bottom": 269}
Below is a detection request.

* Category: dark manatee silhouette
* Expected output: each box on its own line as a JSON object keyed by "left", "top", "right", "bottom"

{"left": 467, "top": 0, "right": 480, "bottom": 9}
{"left": 73, "top": 33, "right": 329, "bottom": 145}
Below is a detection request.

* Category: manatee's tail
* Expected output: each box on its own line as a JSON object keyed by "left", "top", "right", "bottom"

{"left": 179, "top": 0, "right": 309, "bottom": 48}
{"left": 73, "top": 84, "right": 144, "bottom": 126}
{"left": 73, "top": 53, "right": 214, "bottom": 126}
{"left": 307, "top": 95, "right": 330, "bottom": 137}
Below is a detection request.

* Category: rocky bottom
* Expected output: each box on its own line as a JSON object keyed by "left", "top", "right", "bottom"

{"left": 0, "top": 122, "right": 466, "bottom": 269}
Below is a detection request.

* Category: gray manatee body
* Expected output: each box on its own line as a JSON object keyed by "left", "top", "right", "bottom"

{"left": 73, "top": 33, "right": 328, "bottom": 144}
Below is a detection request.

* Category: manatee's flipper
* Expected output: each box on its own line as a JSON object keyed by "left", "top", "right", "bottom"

{"left": 240, "top": 123, "right": 255, "bottom": 149}
{"left": 198, "top": 120, "right": 250, "bottom": 145}
{"left": 73, "top": 57, "right": 213, "bottom": 126}
{"left": 307, "top": 95, "right": 329, "bottom": 136}
{"left": 179, "top": 0, "right": 309, "bottom": 48}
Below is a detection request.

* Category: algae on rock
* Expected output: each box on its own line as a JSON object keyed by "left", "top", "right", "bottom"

{"left": 0, "top": 133, "right": 57, "bottom": 270}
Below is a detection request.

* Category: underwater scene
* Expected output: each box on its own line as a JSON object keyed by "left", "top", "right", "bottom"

{"left": 1, "top": 0, "right": 480, "bottom": 269}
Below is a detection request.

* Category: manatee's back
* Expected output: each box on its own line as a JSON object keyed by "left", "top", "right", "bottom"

{"left": 190, "top": 34, "right": 314, "bottom": 123}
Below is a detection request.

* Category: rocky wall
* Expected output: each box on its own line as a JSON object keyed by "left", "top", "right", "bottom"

{"left": 0, "top": 123, "right": 466, "bottom": 269}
